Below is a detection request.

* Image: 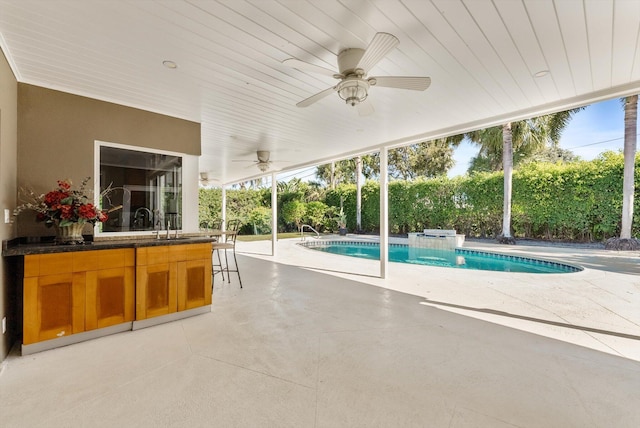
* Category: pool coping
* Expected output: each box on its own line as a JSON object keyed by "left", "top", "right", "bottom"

{"left": 298, "top": 239, "right": 584, "bottom": 273}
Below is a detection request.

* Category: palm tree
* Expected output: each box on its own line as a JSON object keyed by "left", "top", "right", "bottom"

{"left": 621, "top": 95, "right": 637, "bottom": 240}
{"left": 607, "top": 95, "right": 639, "bottom": 249}
{"left": 315, "top": 159, "right": 355, "bottom": 186}
{"left": 501, "top": 122, "right": 514, "bottom": 243}
{"left": 467, "top": 110, "right": 581, "bottom": 243}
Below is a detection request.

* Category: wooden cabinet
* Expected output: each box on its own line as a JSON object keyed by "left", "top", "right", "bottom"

{"left": 136, "top": 243, "right": 212, "bottom": 320}
{"left": 23, "top": 269, "right": 85, "bottom": 345}
{"left": 136, "top": 246, "right": 177, "bottom": 320}
{"left": 178, "top": 259, "right": 212, "bottom": 311}
{"left": 23, "top": 249, "right": 135, "bottom": 345}
{"left": 18, "top": 241, "right": 211, "bottom": 351}
{"left": 85, "top": 250, "right": 136, "bottom": 330}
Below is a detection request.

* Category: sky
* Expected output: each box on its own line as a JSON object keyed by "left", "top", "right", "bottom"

{"left": 276, "top": 97, "right": 628, "bottom": 184}
{"left": 448, "top": 98, "right": 626, "bottom": 177}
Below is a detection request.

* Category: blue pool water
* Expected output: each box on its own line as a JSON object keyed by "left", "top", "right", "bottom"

{"left": 301, "top": 241, "right": 581, "bottom": 274}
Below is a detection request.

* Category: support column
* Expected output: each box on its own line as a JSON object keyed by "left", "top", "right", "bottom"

{"left": 271, "top": 173, "right": 278, "bottom": 257}
{"left": 380, "top": 146, "right": 389, "bottom": 279}
{"left": 221, "top": 186, "right": 227, "bottom": 230}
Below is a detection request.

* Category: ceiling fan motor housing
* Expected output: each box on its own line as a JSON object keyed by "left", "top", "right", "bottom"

{"left": 256, "top": 150, "right": 270, "bottom": 163}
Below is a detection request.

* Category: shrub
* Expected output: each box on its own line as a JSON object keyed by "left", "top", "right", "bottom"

{"left": 304, "top": 201, "right": 329, "bottom": 231}
{"left": 281, "top": 200, "right": 306, "bottom": 230}
{"left": 246, "top": 206, "right": 272, "bottom": 235}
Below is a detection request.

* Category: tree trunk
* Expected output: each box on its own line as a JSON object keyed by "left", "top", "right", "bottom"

{"left": 330, "top": 162, "right": 335, "bottom": 190}
{"left": 621, "top": 95, "right": 637, "bottom": 239}
{"left": 356, "top": 156, "right": 362, "bottom": 232}
{"left": 500, "top": 122, "right": 515, "bottom": 244}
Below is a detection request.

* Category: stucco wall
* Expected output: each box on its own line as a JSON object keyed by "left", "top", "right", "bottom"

{"left": 1, "top": 76, "right": 201, "bottom": 361}
{"left": 16, "top": 84, "right": 201, "bottom": 237}
{"left": 0, "top": 48, "right": 18, "bottom": 360}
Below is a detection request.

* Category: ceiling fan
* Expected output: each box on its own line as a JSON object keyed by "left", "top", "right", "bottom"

{"left": 232, "top": 150, "right": 286, "bottom": 172}
{"left": 199, "top": 172, "right": 218, "bottom": 187}
{"left": 283, "top": 32, "right": 431, "bottom": 116}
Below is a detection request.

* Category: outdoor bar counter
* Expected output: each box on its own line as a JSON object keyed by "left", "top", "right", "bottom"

{"left": 3, "top": 236, "right": 216, "bottom": 355}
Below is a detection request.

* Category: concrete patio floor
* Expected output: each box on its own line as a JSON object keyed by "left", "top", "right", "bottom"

{"left": 1, "top": 237, "right": 639, "bottom": 427}
{"left": 242, "top": 236, "right": 640, "bottom": 361}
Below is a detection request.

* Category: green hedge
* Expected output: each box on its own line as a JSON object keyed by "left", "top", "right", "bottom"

{"left": 322, "top": 152, "right": 639, "bottom": 241}
{"left": 510, "top": 153, "right": 634, "bottom": 240}
{"left": 200, "top": 152, "right": 639, "bottom": 241}
{"left": 199, "top": 188, "right": 268, "bottom": 233}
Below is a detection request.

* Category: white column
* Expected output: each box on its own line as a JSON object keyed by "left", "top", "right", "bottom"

{"left": 380, "top": 146, "right": 389, "bottom": 279}
{"left": 221, "top": 186, "right": 227, "bottom": 230}
{"left": 271, "top": 173, "right": 278, "bottom": 257}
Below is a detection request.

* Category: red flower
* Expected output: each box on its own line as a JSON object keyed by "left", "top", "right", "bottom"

{"left": 57, "top": 180, "right": 71, "bottom": 190}
{"left": 43, "top": 190, "right": 69, "bottom": 207}
{"left": 60, "top": 204, "right": 74, "bottom": 219}
{"left": 78, "top": 203, "right": 97, "bottom": 220}
{"left": 97, "top": 211, "right": 108, "bottom": 222}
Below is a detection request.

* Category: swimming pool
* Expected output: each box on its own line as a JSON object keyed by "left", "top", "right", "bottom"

{"left": 300, "top": 240, "right": 582, "bottom": 274}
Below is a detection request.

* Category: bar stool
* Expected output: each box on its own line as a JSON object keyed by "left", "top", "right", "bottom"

{"left": 210, "top": 219, "right": 225, "bottom": 283}
{"left": 211, "top": 219, "right": 242, "bottom": 288}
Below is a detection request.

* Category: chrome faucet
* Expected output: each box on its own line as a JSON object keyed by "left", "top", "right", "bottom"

{"left": 133, "top": 207, "right": 153, "bottom": 229}
{"left": 153, "top": 210, "right": 163, "bottom": 239}
{"left": 166, "top": 220, "right": 171, "bottom": 239}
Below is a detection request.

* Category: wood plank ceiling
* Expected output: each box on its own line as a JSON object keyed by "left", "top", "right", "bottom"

{"left": 1, "top": 0, "right": 639, "bottom": 184}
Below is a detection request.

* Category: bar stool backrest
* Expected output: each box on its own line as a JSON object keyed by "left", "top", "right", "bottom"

{"left": 225, "top": 219, "right": 241, "bottom": 244}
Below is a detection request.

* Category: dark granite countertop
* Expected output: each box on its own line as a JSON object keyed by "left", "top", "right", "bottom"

{"left": 2, "top": 235, "right": 217, "bottom": 256}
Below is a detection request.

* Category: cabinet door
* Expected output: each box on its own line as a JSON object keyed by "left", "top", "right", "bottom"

{"left": 136, "top": 263, "right": 177, "bottom": 320}
{"left": 86, "top": 267, "right": 135, "bottom": 330}
{"left": 23, "top": 273, "right": 86, "bottom": 345}
{"left": 177, "top": 260, "right": 212, "bottom": 311}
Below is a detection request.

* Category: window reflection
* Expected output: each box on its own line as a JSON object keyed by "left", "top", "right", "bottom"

{"left": 99, "top": 146, "right": 182, "bottom": 233}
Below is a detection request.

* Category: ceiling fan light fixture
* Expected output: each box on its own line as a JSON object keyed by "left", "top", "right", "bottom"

{"left": 338, "top": 79, "right": 369, "bottom": 106}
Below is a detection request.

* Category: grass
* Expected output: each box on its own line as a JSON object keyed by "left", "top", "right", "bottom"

{"left": 236, "top": 232, "right": 302, "bottom": 242}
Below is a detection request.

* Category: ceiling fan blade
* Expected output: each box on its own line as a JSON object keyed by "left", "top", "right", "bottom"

{"left": 356, "top": 99, "right": 375, "bottom": 116}
{"left": 282, "top": 58, "right": 338, "bottom": 78}
{"left": 356, "top": 32, "right": 399, "bottom": 72}
{"left": 370, "top": 76, "right": 431, "bottom": 91}
{"left": 296, "top": 86, "right": 337, "bottom": 107}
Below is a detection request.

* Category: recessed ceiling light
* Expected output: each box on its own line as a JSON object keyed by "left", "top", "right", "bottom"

{"left": 534, "top": 70, "right": 549, "bottom": 78}
{"left": 162, "top": 60, "right": 178, "bottom": 69}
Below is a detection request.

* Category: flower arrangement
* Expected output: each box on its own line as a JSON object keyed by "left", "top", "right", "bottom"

{"left": 14, "top": 177, "right": 108, "bottom": 227}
